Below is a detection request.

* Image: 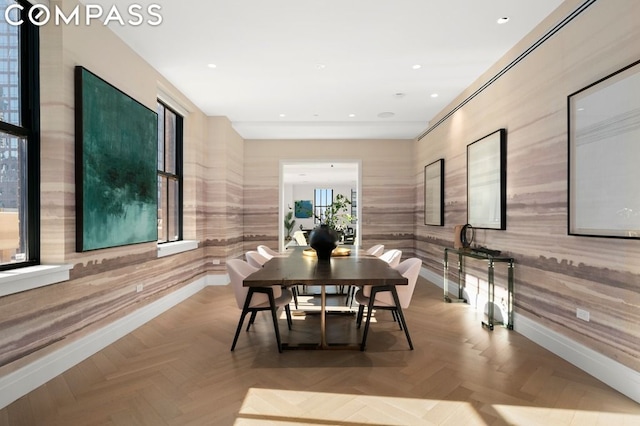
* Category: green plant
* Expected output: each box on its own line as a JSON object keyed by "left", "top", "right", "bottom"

{"left": 316, "top": 193, "right": 355, "bottom": 231}
{"left": 284, "top": 210, "right": 296, "bottom": 240}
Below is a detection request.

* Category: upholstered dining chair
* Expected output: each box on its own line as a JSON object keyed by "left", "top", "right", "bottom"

{"left": 227, "top": 259, "right": 292, "bottom": 353}
{"left": 365, "top": 244, "right": 384, "bottom": 257}
{"left": 355, "top": 257, "right": 422, "bottom": 351}
{"left": 378, "top": 249, "right": 402, "bottom": 268}
{"left": 346, "top": 248, "right": 401, "bottom": 307}
{"left": 245, "top": 250, "right": 269, "bottom": 268}
{"left": 257, "top": 245, "right": 279, "bottom": 259}
{"left": 292, "top": 230, "right": 308, "bottom": 246}
{"left": 343, "top": 244, "right": 386, "bottom": 304}
{"left": 247, "top": 250, "right": 299, "bottom": 308}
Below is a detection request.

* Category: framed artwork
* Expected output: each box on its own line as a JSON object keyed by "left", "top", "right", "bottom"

{"left": 467, "top": 129, "right": 506, "bottom": 230}
{"left": 568, "top": 59, "right": 640, "bottom": 238}
{"left": 424, "top": 159, "right": 444, "bottom": 226}
{"left": 294, "top": 200, "right": 313, "bottom": 218}
{"left": 75, "top": 66, "right": 158, "bottom": 251}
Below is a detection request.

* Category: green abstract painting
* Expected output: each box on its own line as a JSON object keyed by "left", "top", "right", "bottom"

{"left": 75, "top": 66, "right": 158, "bottom": 251}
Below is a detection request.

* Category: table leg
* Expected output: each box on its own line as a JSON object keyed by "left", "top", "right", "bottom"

{"left": 320, "top": 285, "right": 327, "bottom": 348}
{"left": 483, "top": 260, "right": 495, "bottom": 330}
{"left": 507, "top": 260, "right": 514, "bottom": 329}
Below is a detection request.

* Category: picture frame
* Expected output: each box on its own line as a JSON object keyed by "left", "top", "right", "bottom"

{"left": 568, "top": 59, "right": 640, "bottom": 238}
{"left": 424, "top": 159, "right": 444, "bottom": 226}
{"left": 467, "top": 128, "right": 506, "bottom": 230}
{"left": 75, "top": 66, "right": 158, "bottom": 251}
{"left": 294, "top": 200, "right": 313, "bottom": 218}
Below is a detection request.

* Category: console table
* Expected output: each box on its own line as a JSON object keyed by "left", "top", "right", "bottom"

{"left": 443, "top": 248, "right": 514, "bottom": 330}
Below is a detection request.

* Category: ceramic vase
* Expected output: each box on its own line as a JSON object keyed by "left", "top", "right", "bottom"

{"left": 309, "top": 224, "right": 338, "bottom": 261}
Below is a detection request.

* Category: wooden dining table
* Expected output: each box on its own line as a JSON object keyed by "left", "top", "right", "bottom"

{"left": 243, "top": 246, "right": 408, "bottom": 350}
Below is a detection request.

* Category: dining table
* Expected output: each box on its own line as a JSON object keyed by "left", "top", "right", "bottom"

{"left": 243, "top": 246, "right": 408, "bottom": 350}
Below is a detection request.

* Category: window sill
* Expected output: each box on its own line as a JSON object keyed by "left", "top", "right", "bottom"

{"left": 157, "top": 240, "right": 199, "bottom": 258}
{"left": 0, "top": 264, "right": 73, "bottom": 297}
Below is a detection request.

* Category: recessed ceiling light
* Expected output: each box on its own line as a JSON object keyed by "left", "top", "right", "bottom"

{"left": 279, "top": 113, "right": 286, "bottom": 118}
{"left": 377, "top": 112, "right": 395, "bottom": 118}
{"left": 348, "top": 114, "right": 356, "bottom": 118}
{"left": 412, "top": 64, "right": 422, "bottom": 70}
{"left": 430, "top": 93, "right": 439, "bottom": 98}
{"left": 207, "top": 63, "right": 217, "bottom": 68}
{"left": 316, "top": 64, "right": 326, "bottom": 69}
{"left": 497, "top": 17, "right": 509, "bottom": 24}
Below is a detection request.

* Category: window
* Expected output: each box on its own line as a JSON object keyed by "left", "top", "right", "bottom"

{"left": 0, "top": 1, "right": 39, "bottom": 270}
{"left": 314, "top": 188, "right": 332, "bottom": 224}
{"left": 156, "top": 101, "right": 183, "bottom": 243}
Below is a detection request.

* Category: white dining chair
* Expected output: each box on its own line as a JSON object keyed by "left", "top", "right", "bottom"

{"left": 292, "top": 230, "right": 308, "bottom": 246}
{"left": 346, "top": 248, "right": 401, "bottom": 307}
{"left": 247, "top": 250, "right": 299, "bottom": 308}
{"left": 378, "top": 249, "right": 402, "bottom": 268}
{"left": 355, "top": 257, "right": 422, "bottom": 350}
{"left": 257, "top": 245, "right": 279, "bottom": 259}
{"left": 365, "top": 244, "right": 384, "bottom": 257}
{"left": 227, "top": 259, "right": 292, "bottom": 353}
{"left": 343, "top": 244, "right": 385, "bottom": 303}
{"left": 245, "top": 250, "right": 269, "bottom": 268}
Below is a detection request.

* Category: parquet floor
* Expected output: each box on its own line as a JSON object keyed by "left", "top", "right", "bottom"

{"left": 1, "top": 279, "right": 638, "bottom": 425}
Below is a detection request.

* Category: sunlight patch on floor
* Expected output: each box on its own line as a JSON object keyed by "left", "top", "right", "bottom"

{"left": 236, "top": 388, "right": 640, "bottom": 425}
{"left": 235, "top": 388, "right": 482, "bottom": 425}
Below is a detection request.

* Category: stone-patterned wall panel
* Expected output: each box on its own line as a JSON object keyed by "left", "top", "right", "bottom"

{"left": 415, "top": 0, "right": 640, "bottom": 371}
{"left": 243, "top": 139, "right": 415, "bottom": 254}
{"left": 0, "top": 250, "right": 206, "bottom": 368}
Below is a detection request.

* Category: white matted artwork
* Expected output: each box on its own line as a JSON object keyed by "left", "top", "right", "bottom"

{"left": 467, "top": 129, "right": 506, "bottom": 230}
{"left": 424, "top": 159, "right": 444, "bottom": 226}
{"left": 568, "top": 59, "right": 640, "bottom": 238}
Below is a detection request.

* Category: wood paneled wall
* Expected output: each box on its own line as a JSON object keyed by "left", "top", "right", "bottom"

{"left": 415, "top": 0, "right": 640, "bottom": 372}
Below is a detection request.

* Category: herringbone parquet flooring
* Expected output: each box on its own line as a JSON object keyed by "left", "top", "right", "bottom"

{"left": 1, "top": 279, "right": 638, "bottom": 425}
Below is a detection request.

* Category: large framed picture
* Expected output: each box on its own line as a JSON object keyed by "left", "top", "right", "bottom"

{"left": 75, "top": 66, "right": 158, "bottom": 251}
{"left": 467, "top": 129, "right": 506, "bottom": 230}
{"left": 568, "top": 59, "right": 640, "bottom": 239}
{"left": 424, "top": 159, "right": 444, "bottom": 226}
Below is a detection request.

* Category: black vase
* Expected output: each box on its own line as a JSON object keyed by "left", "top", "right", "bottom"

{"left": 309, "top": 224, "right": 338, "bottom": 261}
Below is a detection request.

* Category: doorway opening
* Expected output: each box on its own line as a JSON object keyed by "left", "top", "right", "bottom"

{"left": 280, "top": 161, "right": 361, "bottom": 251}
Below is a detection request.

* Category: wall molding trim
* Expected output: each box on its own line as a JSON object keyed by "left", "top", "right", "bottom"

{"left": 515, "top": 313, "right": 640, "bottom": 404}
{"left": 0, "top": 276, "right": 210, "bottom": 409}
{"left": 420, "top": 266, "right": 640, "bottom": 404}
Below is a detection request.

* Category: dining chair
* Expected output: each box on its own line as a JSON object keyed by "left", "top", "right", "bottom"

{"left": 247, "top": 250, "right": 299, "bottom": 308}
{"left": 342, "top": 244, "right": 385, "bottom": 302}
{"left": 257, "top": 245, "right": 278, "bottom": 259}
{"left": 292, "top": 230, "right": 308, "bottom": 246}
{"left": 365, "top": 244, "right": 384, "bottom": 257}
{"left": 227, "top": 259, "right": 293, "bottom": 353}
{"left": 346, "top": 248, "right": 401, "bottom": 307}
{"left": 355, "top": 257, "right": 422, "bottom": 351}
{"left": 378, "top": 249, "right": 402, "bottom": 268}
{"left": 245, "top": 250, "right": 269, "bottom": 268}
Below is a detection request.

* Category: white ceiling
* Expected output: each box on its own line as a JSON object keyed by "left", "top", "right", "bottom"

{"left": 82, "top": 0, "right": 564, "bottom": 140}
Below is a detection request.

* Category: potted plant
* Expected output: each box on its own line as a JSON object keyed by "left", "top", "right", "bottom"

{"left": 284, "top": 210, "right": 296, "bottom": 241}
{"left": 309, "top": 194, "right": 356, "bottom": 260}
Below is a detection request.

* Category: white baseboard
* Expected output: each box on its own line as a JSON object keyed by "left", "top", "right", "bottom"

{"left": 514, "top": 313, "right": 640, "bottom": 404}
{"left": 207, "top": 273, "right": 230, "bottom": 286}
{"left": 420, "top": 266, "right": 640, "bottom": 404}
{"left": 0, "top": 277, "right": 208, "bottom": 409}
